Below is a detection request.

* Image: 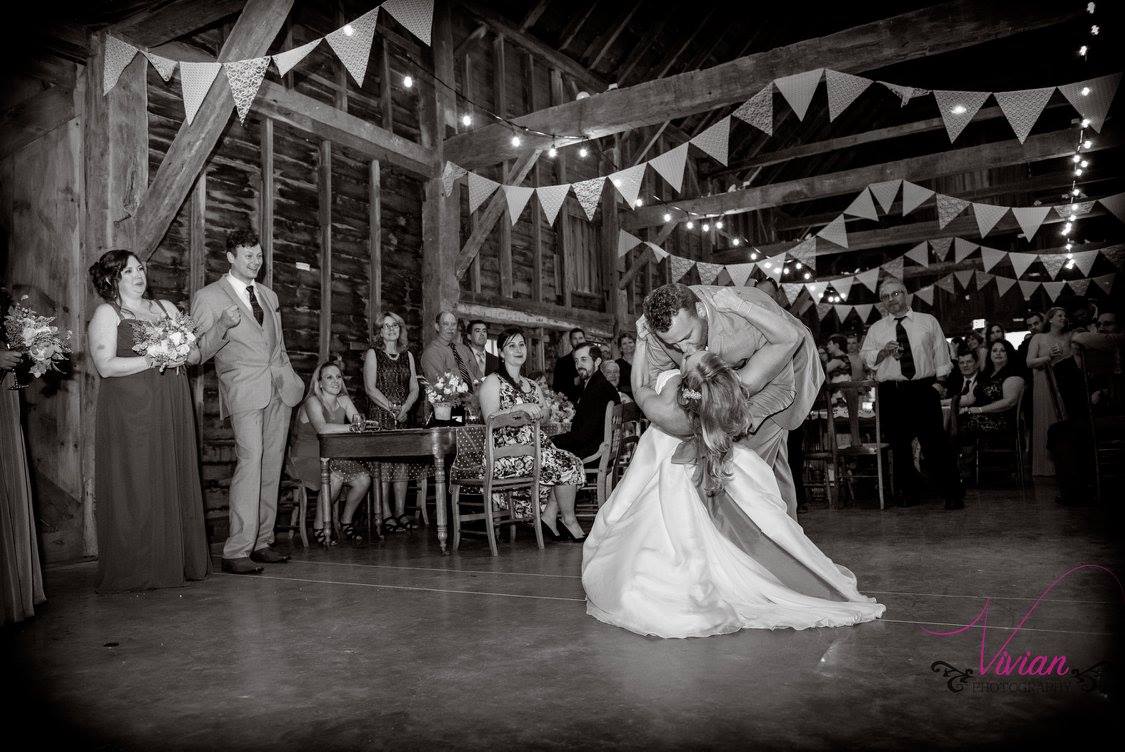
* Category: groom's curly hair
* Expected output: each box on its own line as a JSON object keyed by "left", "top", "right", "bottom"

{"left": 642, "top": 284, "right": 700, "bottom": 333}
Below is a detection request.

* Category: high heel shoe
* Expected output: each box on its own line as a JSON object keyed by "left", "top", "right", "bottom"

{"left": 559, "top": 521, "right": 586, "bottom": 542}
{"left": 340, "top": 522, "right": 364, "bottom": 545}
{"left": 313, "top": 526, "right": 336, "bottom": 548}
{"left": 539, "top": 520, "right": 561, "bottom": 542}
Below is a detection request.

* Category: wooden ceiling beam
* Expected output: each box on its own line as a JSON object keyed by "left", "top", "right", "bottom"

{"left": 443, "top": 0, "right": 1081, "bottom": 170}
{"left": 521, "top": 0, "right": 552, "bottom": 31}
{"left": 586, "top": 4, "right": 641, "bottom": 71}
{"left": 110, "top": 0, "right": 245, "bottom": 47}
{"left": 558, "top": 0, "right": 600, "bottom": 50}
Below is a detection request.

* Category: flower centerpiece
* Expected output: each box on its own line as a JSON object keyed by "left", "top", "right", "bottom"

{"left": 129, "top": 311, "right": 197, "bottom": 373}
{"left": 425, "top": 370, "right": 470, "bottom": 421}
{"left": 3, "top": 295, "right": 73, "bottom": 389}
{"left": 542, "top": 388, "right": 575, "bottom": 431}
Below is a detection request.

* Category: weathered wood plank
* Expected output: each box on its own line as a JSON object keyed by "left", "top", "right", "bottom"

{"left": 458, "top": 292, "right": 614, "bottom": 337}
{"left": 318, "top": 139, "right": 332, "bottom": 361}
{"left": 367, "top": 159, "right": 382, "bottom": 339}
{"left": 111, "top": 0, "right": 245, "bottom": 47}
{"left": 259, "top": 117, "right": 275, "bottom": 287}
{"left": 0, "top": 85, "right": 75, "bottom": 160}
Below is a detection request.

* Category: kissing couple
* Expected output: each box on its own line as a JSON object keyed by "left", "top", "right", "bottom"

{"left": 581, "top": 283, "right": 885, "bottom": 638}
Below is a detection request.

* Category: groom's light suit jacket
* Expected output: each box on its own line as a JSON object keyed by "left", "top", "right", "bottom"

{"left": 638, "top": 285, "right": 823, "bottom": 431}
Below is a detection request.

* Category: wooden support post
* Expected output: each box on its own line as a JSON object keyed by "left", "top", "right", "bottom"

{"left": 493, "top": 34, "right": 514, "bottom": 298}
{"left": 259, "top": 117, "right": 275, "bottom": 287}
{"left": 367, "top": 160, "right": 383, "bottom": 339}
{"left": 526, "top": 53, "right": 544, "bottom": 304}
{"left": 550, "top": 67, "right": 572, "bottom": 309}
{"left": 380, "top": 37, "right": 394, "bottom": 133}
{"left": 189, "top": 171, "right": 207, "bottom": 435}
{"left": 318, "top": 140, "right": 332, "bottom": 361}
{"left": 463, "top": 50, "right": 481, "bottom": 292}
{"left": 601, "top": 137, "right": 623, "bottom": 330}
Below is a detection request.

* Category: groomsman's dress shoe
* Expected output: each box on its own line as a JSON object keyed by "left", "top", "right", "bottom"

{"left": 221, "top": 557, "right": 264, "bottom": 575}
{"left": 250, "top": 547, "right": 290, "bottom": 564}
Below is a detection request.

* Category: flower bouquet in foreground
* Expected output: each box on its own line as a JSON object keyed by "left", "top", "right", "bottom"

{"left": 130, "top": 312, "right": 197, "bottom": 373}
{"left": 542, "top": 388, "right": 575, "bottom": 430}
{"left": 424, "top": 370, "right": 470, "bottom": 421}
{"left": 4, "top": 296, "right": 72, "bottom": 388}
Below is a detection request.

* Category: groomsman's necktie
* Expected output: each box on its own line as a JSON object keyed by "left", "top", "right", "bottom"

{"left": 247, "top": 285, "right": 264, "bottom": 325}
{"left": 450, "top": 342, "right": 473, "bottom": 384}
{"left": 894, "top": 316, "right": 916, "bottom": 379}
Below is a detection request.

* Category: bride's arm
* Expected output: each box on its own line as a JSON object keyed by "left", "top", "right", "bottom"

{"left": 633, "top": 343, "right": 692, "bottom": 436}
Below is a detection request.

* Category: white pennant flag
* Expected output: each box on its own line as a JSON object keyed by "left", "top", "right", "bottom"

{"left": 980, "top": 245, "right": 1007, "bottom": 272}
{"left": 815, "top": 304, "right": 834, "bottom": 321}
{"left": 936, "top": 194, "right": 970, "bottom": 229}
{"left": 1092, "top": 274, "right": 1116, "bottom": 295}
{"left": 758, "top": 258, "right": 783, "bottom": 283}
{"left": 1099, "top": 192, "right": 1125, "bottom": 224}
{"left": 879, "top": 80, "right": 927, "bottom": 107}
{"left": 774, "top": 69, "right": 823, "bottom": 121}
{"left": 868, "top": 180, "right": 901, "bottom": 214}
{"left": 608, "top": 163, "right": 646, "bottom": 207}
{"left": 1058, "top": 73, "right": 1121, "bottom": 133}
{"left": 1068, "top": 279, "right": 1090, "bottom": 296}
{"left": 972, "top": 203, "right": 1009, "bottom": 238}
{"left": 273, "top": 38, "right": 321, "bottom": 77}
{"left": 617, "top": 230, "right": 643, "bottom": 257}
{"left": 832, "top": 276, "right": 854, "bottom": 301}
{"left": 381, "top": 0, "right": 434, "bottom": 45}
{"left": 224, "top": 57, "right": 270, "bottom": 125}
{"left": 696, "top": 262, "right": 723, "bottom": 285}
{"left": 1039, "top": 253, "right": 1069, "bottom": 279}
{"left": 935, "top": 274, "right": 957, "bottom": 295}
{"left": 326, "top": 7, "right": 379, "bottom": 86}
{"left": 993, "top": 87, "right": 1054, "bottom": 143}
{"left": 930, "top": 237, "right": 953, "bottom": 262}
{"left": 905, "top": 242, "right": 929, "bottom": 266}
{"left": 441, "top": 162, "right": 467, "bottom": 197}
{"left": 995, "top": 275, "right": 1016, "bottom": 297}
{"left": 467, "top": 172, "right": 501, "bottom": 214}
{"left": 836, "top": 304, "right": 854, "bottom": 320}
{"left": 854, "top": 303, "right": 874, "bottom": 322}
{"left": 689, "top": 116, "right": 731, "bottom": 166}
{"left": 1008, "top": 251, "right": 1037, "bottom": 277}
{"left": 725, "top": 263, "right": 756, "bottom": 287}
{"left": 933, "top": 90, "right": 991, "bottom": 142}
{"left": 844, "top": 188, "right": 879, "bottom": 220}
{"left": 901, "top": 181, "right": 935, "bottom": 216}
{"left": 788, "top": 237, "right": 816, "bottom": 271}
{"left": 143, "top": 51, "right": 177, "bottom": 81}
{"left": 1042, "top": 281, "right": 1066, "bottom": 301}
{"left": 816, "top": 214, "right": 848, "bottom": 248}
{"left": 669, "top": 255, "right": 696, "bottom": 282}
{"left": 647, "top": 143, "right": 688, "bottom": 193}
{"left": 503, "top": 185, "right": 534, "bottom": 224}
{"left": 646, "top": 242, "right": 669, "bottom": 262}
{"left": 1011, "top": 206, "right": 1052, "bottom": 241}
{"left": 572, "top": 177, "right": 605, "bottom": 221}
{"left": 882, "top": 257, "right": 904, "bottom": 280}
{"left": 179, "top": 61, "right": 222, "bottom": 125}
{"left": 732, "top": 84, "right": 774, "bottom": 135}
{"left": 536, "top": 184, "right": 570, "bottom": 226}
{"left": 914, "top": 287, "right": 934, "bottom": 305}
{"left": 102, "top": 35, "right": 138, "bottom": 95}
{"left": 825, "top": 70, "right": 873, "bottom": 121}
{"left": 975, "top": 271, "right": 993, "bottom": 290}
{"left": 955, "top": 270, "right": 975, "bottom": 290}
{"left": 780, "top": 283, "right": 804, "bottom": 304}
{"left": 954, "top": 238, "right": 979, "bottom": 263}
{"left": 1071, "top": 249, "right": 1099, "bottom": 276}
{"left": 855, "top": 267, "right": 880, "bottom": 292}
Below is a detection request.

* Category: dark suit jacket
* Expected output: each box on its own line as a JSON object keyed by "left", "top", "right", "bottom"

{"left": 553, "top": 370, "right": 620, "bottom": 460}
{"left": 485, "top": 352, "right": 501, "bottom": 375}
{"left": 552, "top": 352, "right": 581, "bottom": 403}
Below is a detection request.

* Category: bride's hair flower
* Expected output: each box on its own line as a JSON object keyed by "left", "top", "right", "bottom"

{"left": 679, "top": 387, "right": 702, "bottom": 403}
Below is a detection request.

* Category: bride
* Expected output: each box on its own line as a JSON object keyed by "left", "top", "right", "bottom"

{"left": 581, "top": 347, "right": 885, "bottom": 638}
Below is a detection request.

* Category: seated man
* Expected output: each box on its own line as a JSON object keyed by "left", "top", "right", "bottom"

{"left": 553, "top": 343, "right": 620, "bottom": 460}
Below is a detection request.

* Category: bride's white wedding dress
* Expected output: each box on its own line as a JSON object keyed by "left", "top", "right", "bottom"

{"left": 582, "top": 371, "right": 885, "bottom": 638}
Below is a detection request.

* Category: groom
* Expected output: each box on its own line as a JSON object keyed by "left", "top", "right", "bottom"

{"left": 633, "top": 283, "right": 822, "bottom": 518}
{"left": 192, "top": 230, "right": 305, "bottom": 574}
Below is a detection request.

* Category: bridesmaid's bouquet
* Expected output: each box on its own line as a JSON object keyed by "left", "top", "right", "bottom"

{"left": 130, "top": 312, "right": 197, "bottom": 372}
{"left": 542, "top": 388, "right": 575, "bottom": 427}
{"left": 4, "top": 295, "right": 72, "bottom": 382}
{"left": 425, "top": 370, "right": 470, "bottom": 406}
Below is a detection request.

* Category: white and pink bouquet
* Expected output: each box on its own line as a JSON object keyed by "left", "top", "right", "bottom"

{"left": 425, "top": 370, "right": 470, "bottom": 406}
{"left": 4, "top": 295, "right": 72, "bottom": 379}
{"left": 130, "top": 312, "right": 197, "bottom": 372}
{"left": 543, "top": 388, "right": 575, "bottom": 427}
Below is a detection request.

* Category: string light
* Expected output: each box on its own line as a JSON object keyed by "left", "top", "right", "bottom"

{"left": 402, "top": 74, "right": 413, "bottom": 88}
{"left": 715, "top": 221, "right": 724, "bottom": 230}
{"left": 950, "top": 104, "right": 968, "bottom": 115}
{"left": 749, "top": 251, "right": 758, "bottom": 260}
{"left": 803, "top": 271, "right": 812, "bottom": 280}
{"left": 662, "top": 213, "right": 672, "bottom": 222}
{"left": 732, "top": 239, "right": 741, "bottom": 247}
{"left": 702, "top": 223, "right": 710, "bottom": 232}
{"left": 578, "top": 147, "right": 589, "bottom": 158}
{"left": 343, "top": 24, "right": 355, "bottom": 36}
{"left": 547, "top": 145, "right": 558, "bottom": 158}
{"left": 685, "top": 221, "right": 694, "bottom": 230}
{"left": 1078, "top": 44, "right": 1089, "bottom": 56}
{"left": 461, "top": 113, "right": 473, "bottom": 127}
{"left": 634, "top": 198, "right": 644, "bottom": 207}
{"left": 510, "top": 134, "right": 521, "bottom": 147}
{"left": 1083, "top": 139, "right": 1093, "bottom": 148}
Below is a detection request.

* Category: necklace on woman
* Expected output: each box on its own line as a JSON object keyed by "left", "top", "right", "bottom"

{"left": 383, "top": 348, "right": 400, "bottom": 361}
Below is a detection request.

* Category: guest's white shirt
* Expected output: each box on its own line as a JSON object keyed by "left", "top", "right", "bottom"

{"left": 225, "top": 273, "right": 259, "bottom": 312}
{"left": 861, "top": 308, "right": 952, "bottom": 382}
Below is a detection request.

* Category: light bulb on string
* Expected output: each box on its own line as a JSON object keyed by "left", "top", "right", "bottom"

{"left": 803, "top": 271, "right": 812, "bottom": 280}
{"left": 1091, "top": 24, "right": 1099, "bottom": 35}
{"left": 794, "top": 261, "right": 803, "bottom": 270}
{"left": 1080, "top": 160, "right": 1089, "bottom": 168}
{"left": 402, "top": 74, "right": 413, "bottom": 89}
{"left": 1079, "top": 44, "right": 1089, "bottom": 56}
{"left": 662, "top": 213, "right": 672, "bottom": 222}
{"left": 749, "top": 251, "right": 758, "bottom": 260}
{"left": 1075, "top": 168, "right": 1084, "bottom": 176}
{"left": 578, "top": 146, "right": 589, "bottom": 158}
{"left": 1081, "top": 86, "right": 1092, "bottom": 97}
{"left": 950, "top": 104, "right": 967, "bottom": 115}
{"left": 715, "top": 221, "right": 724, "bottom": 230}
{"left": 685, "top": 221, "right": 694, "bottom": 230}
{"left": 547, "top": 145, "right": 558, "bottom": 158}
{"left": 732, "top": 238, "right": 741, "bottom": 247}
{"left": 510, "top": 134, "right": 521, "bottom": 147}
{"left": 1069, "top": 213, "right": 1078, "bottom": 222}
{"left": 1081, "top": 118, "right": 1091, "bottom": 128}
{"left": 1083, "top": 139, "right": 1093, "bottom": 149}
{"left": 461, "top": 113, "right": 473, "bottom": 127}
{"left": 1072, "top": 154, "right": 1082, "bottom": 163}
{"left": 634, "top": 198, "right": 644, "bottom": 207}
{"left": 701, "top": 223, "right": 710, "bottom": 232}
{"left": 1072, "top": 188, "right": 1081, "bottom": 196}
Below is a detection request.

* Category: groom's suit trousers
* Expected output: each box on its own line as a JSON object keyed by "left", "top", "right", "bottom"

{"left": 225, "top": 391, "right": 292, "bottom": 559}
{"left": 742, "top": 417, "right": 795, "bottom": 520}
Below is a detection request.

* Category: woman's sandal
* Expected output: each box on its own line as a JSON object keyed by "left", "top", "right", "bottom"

{"left": 382, "top": 516, "right": 402, "bottom": 533}
{"left": 340, "top": 521, "right": 365, "bottom": 545}
{"left": 313, "top": 526, "right": 336, "bottom": 548}
{"left": 396, "top": 513, "right": 416, "bottom": 530}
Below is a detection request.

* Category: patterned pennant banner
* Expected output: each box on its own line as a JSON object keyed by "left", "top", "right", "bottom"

{"left": 844, "top": 188, "right": 879, "bottom": 221}
{"left": 689, "top": 117, "right": 731, "bottom": 166}
{"left": 1018, "top": 280, "right": 1041, "bottom": 299}
{"left": 953, "top": 238, "right": 978, "bottom": 263}
{"left": 1092, "top": 274, "right": 1116, "bottom": 295}
{"left": 617, "top": 230, "right": 643, "bottom": 257}
{"left": 1042, "top": 281, "right": 1066, "bottom": 301}
{"left": 905, "top": 242, "right": 929, "bottom": 266}
{"left": 646, "top": 242, "right": 668, "bottom": 262}
{"left": 1008, "top": 251, "right": 1037, "bottom": 277}
{"left": 696, "top": 262, "right": 723, "bottom": 285}
{"left": 1011, "top": 206, "right": 1052, "bottom": 241}
{"left": 1071, "top": 249, "right": 1100, "bottom": 276}
{"left": 901, "top": 181, "right": 935, "bottom": 216}
{"left": 832, "top": 275, "right": 854, "bottom": 301}
{"left": 732, "top": 84, "right": 774, "bottom": 135}
{"left": 467, "top": 172, "right": 501, "bottom": 214}
{"left": 179, "top": 61, "right": 222, "bottom": 125}
{"left": 381, "top": 0, "right": 435, "bottom": 45}
{"left": 1100, "top": 192, "right": 1125, "bottom": 224}
{"left": 972, "top": 203, "right": 1008, "bottom": 237}
{"left": 775, "top": 69, "right": 824, "bottom": 121}
{"left": 855, "top": 267, "right": 880, "bottom": 292}
{"left": 441, "top": 162, "right": 467, "bottom": 197}
{"left": 868, "top": 180, "right": 901, "bottom": 214}
{"left": 954, "top": 270, "right": 975, "bottom": 290}
{"left": 609, "top": 163, "right": 646, "bottom": 207}
{"left": 825, "top": 70, "right": 873, "bottom": 121}
{"left": 758, "top": 258, "right": 783, "bottom": 283}
{"left": 224, "top": 57, "right": 270, "bottom": 125}
{"left": 854, "top": 303, "right": 874, "bottom": 322}
{"left": 994, "top": 275, "right": 1016, "bottom": 297}
{"left": 993, "top": 87, "right": 1054, "bottom": 144}
{"left": 572, "top": 177, "right": 605, "bottom": 221}
{"left": 781, "top": 283, "right": 804, "bottom": 304}
{"left": 1068, "top": 279, "right": 1090, "bottom": 296}
{"left": 648, "top": 143, "right": 688, "bottom": 193}
{"left": 933, "top": 90, "right": 991, "bottom": 142}
{"left": 273, "top": 38, "right": 321, "bottom": 77}
{"left": 930, "top": 237, "right": 953, "bottom": 261}
{"left": 936, "top": 194, "right": 970, "bottom": 229}
{"left": 725, "top": 263, "right": 757, "bottom": 287}
{"left": 914, "top": 286, "right": 934, "bottom": 305}
{"left": 815, "top": 304, "right": 834, "bottom": 321}
{"left": 787, "top": 237, "right": 817, "bottom": 271}
{"left": 816, "top": 214, "right": 848, "bottom": 248}
{"left": 835, "top": 304, "right": 854, "bottom": 320}
{"left": 1054, "top": 201, "right": 1097, "bottom": 219}
{"left": 103, "top": 35, "right": 138, "bottom": 95}
{"left": 879, "top": 81, "right": 927, "bottom": 107}
{"left": 326, "top": 7, "right": 379, "bottom": 86}
{"left": 537, "top": 184, "right": 570, "bottom": 226}
{"left": 882, "top": 257, "right": 904, "bottom": 280}
{"left": 935, "top": 274, "right": 957, "bottom": 294}
{"left": 143, "top": 51, "right": 177, "bottom": 81}
{"left": 980, "top": 245, "right": 1007, "bottom": 272}
{"left": 669, "top": 255, "right": 696, "bottom": 282}
{"left": 976, "top": 271, "right": 994, "bottom": 289}
{"left": 1038, "top": 253, "right": 1069, "bottom": 279}
{"left": 1058, "top": 73, "right": 1120, "bottom": 133}
{"left": 503, "top": 185, "right": 534, "bottom": 224}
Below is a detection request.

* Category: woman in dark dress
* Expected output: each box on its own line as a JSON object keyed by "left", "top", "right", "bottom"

{"left": 615, "top": 332, "right": 635, "bottom": 398}
{"left": 958, "top": 340, "right": 1026, "bottom": 439}
{"left": 363, "top": 311, "right": 428, "bottom": 533}
{"left": 87, "top": 251, "right": 210, "bottom": 592}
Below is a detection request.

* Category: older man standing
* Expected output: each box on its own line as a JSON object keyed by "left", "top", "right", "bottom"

{"left": 861, "top": 279, "right": 962, "bottom": 509}
{"left": 421, "top": 311, "right": 483, "bottom": 390}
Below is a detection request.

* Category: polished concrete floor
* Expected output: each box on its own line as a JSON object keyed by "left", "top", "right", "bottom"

{"left": 3, "top": 483, "right": 1123, "bottom": 751}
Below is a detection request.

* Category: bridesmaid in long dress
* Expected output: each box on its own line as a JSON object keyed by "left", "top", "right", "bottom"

{"left": 87, "top": 251, "right": 210, "bottom": 592}
{"left": 1026, "top": 306, "right": 1074, "bottom": 476}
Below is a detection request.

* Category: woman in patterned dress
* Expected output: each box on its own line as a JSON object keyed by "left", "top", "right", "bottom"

{"left": 363, "top": 311, "right": 428, "bottom": 533}
{"left": 477, "top": 328, "right": 585, "bottom": 541}
{"left": 958, "top": 340, "right": 1026, "bottom": 438}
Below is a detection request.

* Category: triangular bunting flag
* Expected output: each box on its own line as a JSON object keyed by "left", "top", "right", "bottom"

{"left": 1092, "top": 274, "right": 1116, "bottom": 295}
{"left": 1068, "top": 279, "right": 1090, "bottom": 296}
{"left": 732, "top": 84, "right": 774, "bottom": 135}
{"left": 572, "top": 177, "right": 605, "bottom": 221}
{"left": 915, "top": 286, "right": 934, "bottom": 305}
{"left": 1011, "top": 206, "right": 1052, "bottom": 241}
{"left": 854, "top": 304, "right": 874, "bottom": 322}
{"left": 787, "top": 237, "right": 817, "bottom": 271}
{"left": 143, "top": 51, "right": 177, "bottom": 81}
{"left": 325, "top": 7, "right": 379, "bottom": 86}
{"left": 608, "top": 164, "right": 646, "bottom": 207}
{"left": 1058, "top": 73, "right": 1121, "bottom": 133}
{"left": 855, "top": 268, "right": 880, "bottom": 292}
{"left": 980, "top": 245, "right": 1007, "bottom": 272}
{"left": 1099, "top": 192, "right": 1125, "bottom": 224}
{"left": 825, "top": 70, "right": 873, "bottom": 121}
{"left": 781, "top": 283, "right": 804, "bottom": 305}
{"left": 901, "top": 181, "right": 935, "bottom": 216}
{"left": 974, "top": 271, "right": 993, "bottom": 289}
{"left": 102, "top": 35, "right": 138, "bottom": 95}
{"left": 1054, "top": 201, "right": 1097, "bottom": 219}
{"left": 536, "top": 184, "right": 570, "bottom": 227}
{"left": 993, "top": 87, "right": 1054, "bottom": 144}
{"left": 936, "top": 194, "right": 970, "bottom": 229}
{"left": 1039, "top": 253, "right": 1069, "bottom": 279}
{"left": 882, "top": 257, "right": 904, "bottom": 280}
{"left": 955, "top": 270, "right": 975, "bottom": 290}
{"left": 381, "top": 0, "right": 434, "bottom": 45}
{"left": 933, "top": 90, "right": 991, "bottom": 142}
{"left": 179, "top": 61, "right": 222, "bottom": 125}
{"left": 725, "top": 263, "right": 757, "bottom": 287}
{"left": 832, "top": 276, "right": 854, "bottom": 301}
{"left": 972, "top": 203, "right": 1008, "bottom": 237}
{"left": 669, "top": 255, "right": 696, "bottom": 282}
{"left": 467, "top": 172, "right": 501, "bottom": 214}
{"left": 816, "top": 214, "right": 848, "bottom": 248}
{"left": 843, "top": 189, "right": 879, "bottom": 221}
{"left": 758, "top": 258, "right": 783, "bottom": 283}
{"left": 647, "top": 143, "right": 688, "bottom": 193}
{"left": 502, "top": 185, "right": 534, "bottom": 225}
{"left": 935, "top": 274, "right": 957, "bottom": 294}
{"left": 995, "top": 276, "right": 1016, "bottom": 297}
{"left": 1019, "top": 280, "right": 1041, "bottom": 299}
{"left": 930, "top": 237, "right": 953, "bottom": 262}
{"left": 805, "top": 282, "right": 824, "bottom": 301}
{"left": 774, "top": 68, "right": 823, "bottom": 121}
{"left": 689, "top": 116, "right": 731, "bottom": 166}
{"left": 954, "top": 238, "right": 979, "bottom": 263}
{"left": 1008, "top": 252, "right": 1037, "bottom": 277}
{"left": 696, "top": 262, "right": 723, "bottom": 285}
{"left": 1042, "top": 281, "right": 1066, "bottom": 301}
{"left": 224, "top": 56, "right": 270, "bottom": 125}
{"left": 646, "top": 242, "right": 669, "bottom": 262}
{"left": 815, "top": 304, "right": 834, "bottom": 321}
{"left": 616, "top": 230, "right": 643, "bottom": 258}
{"left": 441, "top": 162, "right": 467, "bottom": 197}
{"left": 835, "top": 304, "right": 854, "bottom": 320}
{"left": 879, "top": 80, "right": 926, "bottom": 107}
{"left": 868, "top": 180, "right": 901, "bottom": 214}
{"left": 1071, "top": 249, "right": 1099, "bottom": 276}
{"left": 273, "top": 38, "right": 321, "bottom": 77}
{"left": 905, "top": 242, "right": 929, "bottom": 266}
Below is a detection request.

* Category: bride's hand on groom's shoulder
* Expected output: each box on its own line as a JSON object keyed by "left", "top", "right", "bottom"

{"left": 635, "top": 316, "right": 650, "bottom": 341}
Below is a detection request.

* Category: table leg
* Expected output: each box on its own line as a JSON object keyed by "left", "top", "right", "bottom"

{"left": 432, "top": 448, "right": 448, "bottom": 555}
{"left": 320, "top": 457, "right": 333, "bottom": 539}
{"left": 373, "top": 464, "right": 384, "bottom": 542}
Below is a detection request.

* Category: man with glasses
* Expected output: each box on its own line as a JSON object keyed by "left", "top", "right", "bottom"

{"left": 861, "top": 280, "right": 963, "bottom": 509}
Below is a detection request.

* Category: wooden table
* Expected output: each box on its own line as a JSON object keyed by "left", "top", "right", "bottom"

{"left": 318, "top": 427, "right": 460, "bottom": 554}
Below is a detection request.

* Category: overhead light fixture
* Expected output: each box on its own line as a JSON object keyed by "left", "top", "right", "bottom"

{"left": 662, "top": 213, "right": 672, "bottom": 222}
{"left": 634, "top": 198, "right": 644, "bottom": 207}
{"left": 461, "top": 114, "right": 473, "bottom": 127}
{"left": 685, "top": 221, "right": 694, "bottom": 230}
{"left": 510, "top": 134, "right": 521, "bottom": 147}
{"left": 578, "top": 147, "right": 589, "bottom": 158}
{"left": 732, "top": 238, "right": 741, "bottom": 247}
{"left": 547, "top": 146, "right": 558, "bottom": 158}
{"left": 402, "top": 74, "right": 413, "bottom": 88}
{"left": 715, "top": 221, "right": 724, "bottom": 230}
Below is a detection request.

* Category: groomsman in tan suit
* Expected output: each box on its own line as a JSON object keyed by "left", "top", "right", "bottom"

{"left": 192, "top": 230, "right": 304, "bottom": 574}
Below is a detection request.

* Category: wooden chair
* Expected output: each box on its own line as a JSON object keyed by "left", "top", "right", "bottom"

{"left": 575, "top": 402, "right": 623, "bottom": 520}
{"left": 450, "top": 412, "right": 544, "bottom": 556}
{"left": 970, "top": 384, "right": 1029, "bottom": 487}
{"left": 802, "top": 385, "right": 838, "bottom": 508}
{"left": 1071, "top": 343, "right": 1125, "bottom": 502}
{"left": 609, "top": 401, "right": 644, "bottom": 495}
{"left": 830, "top": 380, "right": 893, "bottom": 509}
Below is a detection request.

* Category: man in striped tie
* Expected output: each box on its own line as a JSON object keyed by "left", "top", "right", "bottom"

{"left": 420, "top": 311, "right": 484, "bottom": 408}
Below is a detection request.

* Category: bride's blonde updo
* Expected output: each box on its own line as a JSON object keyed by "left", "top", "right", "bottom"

{"left": 677, "top": 351, "right": 751, "bottom": 496}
